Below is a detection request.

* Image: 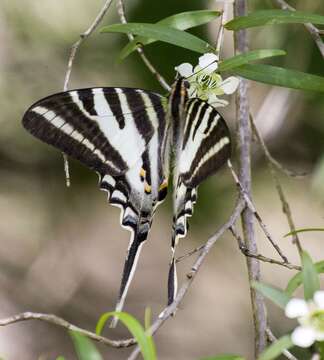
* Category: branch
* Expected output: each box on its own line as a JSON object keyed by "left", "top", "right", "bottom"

{"left": 62, "top": 0, "right": 114, "bottom": 186}
{"left": 116, "top": 0, "right": 171, "bottom": 91}
{"left": 272, "top": 0, "right": 324, "bottom": 59}
{"left": 127, "top": 198, "right": 245, "bottom": 360}
{"left": 0, "top": 312, "right": 135, "bottom": 348}
{"left": 234, "top": 0, "right": 267, "bottom": 355}
{"left": 250, "top": 116, "right": 303, "bottom": 256}
{"left": 228, "top": 160, "right": 289, "bottom": 263}
{"left": 230, "top": 226, "right": 301, "bottom": 271}
{"left": 266, "top": 328, "right": 298, "bottom": 360}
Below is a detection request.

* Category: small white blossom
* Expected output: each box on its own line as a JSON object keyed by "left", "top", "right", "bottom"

{"left": 285, "top": 291, "right": 324, "bottom": 348}
{"left": 175, "top": 52, "right": 239, "bottom": 107}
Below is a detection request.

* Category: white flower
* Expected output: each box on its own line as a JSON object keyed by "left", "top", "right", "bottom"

{"left": 174, "top": 52, "right": 239, "bottom": 107}
{"left": 285, "top": 291, "right": 324, "bottom": 348}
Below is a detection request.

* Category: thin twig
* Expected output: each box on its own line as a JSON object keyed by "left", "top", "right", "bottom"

{"left": 272, "top": 0, "right": 324, "bottom": 59}
{"left": 62, "top": 0, "right": 114, "bottom": 186}
{"left": 234, "top": 0, "right": 267, "bottom": 354}
{"left": 127, "top": 198, "right": 245, "bottom": 360}
{"left": 228, "top": 160, "right": 289, "bottom": 263}
{"left": 176, "top": 244, "right": 205, "bottom": 263}
{"left": 116, "top": 0, "right": 171, "bottom": 91}
{"left": 0, "top": 312, "right": 135, "bottom": 348}
{"left": 215, "top": 1, "right": 230, "bottom": 54}
{"left": 230, "top": 226, "right": 301, "bottom": 271}
{"left": 250, "top": 116, "right": 303, "bottom": 256}
{"left": 266, "top": 328, "right": 298, "bottom": 360}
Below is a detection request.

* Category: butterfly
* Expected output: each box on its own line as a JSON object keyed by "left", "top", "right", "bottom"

{"left": 22, "top": 76, "right": 231, "bottom": 326}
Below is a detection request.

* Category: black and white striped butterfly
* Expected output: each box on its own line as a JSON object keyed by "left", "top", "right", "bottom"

{"left": 22, "top": 77, "right": 231, "bottom": 325}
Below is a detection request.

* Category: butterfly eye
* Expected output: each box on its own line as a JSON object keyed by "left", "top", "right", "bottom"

{"left": 183, "top": 80, "right": 190, "bottom": 89}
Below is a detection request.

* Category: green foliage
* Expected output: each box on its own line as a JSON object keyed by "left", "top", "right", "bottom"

{"left": 253, "top": 281, "right": 290, "bottom": 309}
{"left": 286, "top": 260, "right": 324, "bottom": 296}
{"left": 69, "top": 331, "right": 103, "bottom": 360}
{"left": 230, "top": 64, "right": 324, "bottom": 92}
{"left": 56, "top": 357, "right": 66, "bottom": 360}
{"left": 301, "top": 251, "right": 320, "bottom": 300}
{"left": 225, "top": 10, "right": 324, "bottom": 30}
{"left": 284, "top": 228, "right": 324, "bottom": 237}
{"left": 218, "top": 49, "right": 286, "bottom": 72}
{"left": 101, "top": 23, "right": 214, "bottom": 54}
{"left": 119, "top": 10, "right": 220, "bottom": 59}
{"left": 200, "top": 355, "right": 245, "bottom": 360}
{"left": 96, "top": 311, "right": 157, "bottom": 360}
{"left": 258, "top": 335, "right": 294, "bottom": 360}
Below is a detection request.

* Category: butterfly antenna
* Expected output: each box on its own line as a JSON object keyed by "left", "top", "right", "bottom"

{"left": 185, "top": 58, "right": 219, "bottom": 81}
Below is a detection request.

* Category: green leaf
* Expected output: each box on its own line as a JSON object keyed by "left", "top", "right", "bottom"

{"left": 284, "top": 228, "right": 324, "bottom": 237}
{"left": 225, "top": 10, "right": 324, "bottom": 30}
{"left": 200, "top": 355, "right": 245, "bottom": 360}
{"left": 301, "top": 251, "right": 320, "bottom": 300}
{"left": 230, "top": 64, "right": 324, "bottom": 92}
{"left": 286, "top": 260, "right": 324, "bottom": 295}
{"left": 96, "top": 312, "right": 156, "bottom": 360}
{"left": 218, "top": 49, "right": 286, "bottom": 72}
{"left": 258, "top": 335, "right": 294, "bottom": 360}
{"left": 120, "top": 10, "right": 220, "bottom": 59}
{"left": 56, "top": 357, "right": 66, "bottom": 360}
{"left": 101, "top": 23, "right": 214, "bottom": 54}
{"left": 70, "top": 331, "right": 103, "bottom": 360}
{"left": 253, "top": 281, "right": 290, "bottom": 309}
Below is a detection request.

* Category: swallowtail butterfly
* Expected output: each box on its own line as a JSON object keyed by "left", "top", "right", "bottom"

{"left": 22, "top": 77, "right": 231, "bottom": 325}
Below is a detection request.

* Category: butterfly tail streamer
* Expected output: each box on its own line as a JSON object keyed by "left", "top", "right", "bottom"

{"left": 110, "top": 226, "right": 149, "bottom": 328}
{"left": 167, "top": 185, "right": 197, "bottom": 305}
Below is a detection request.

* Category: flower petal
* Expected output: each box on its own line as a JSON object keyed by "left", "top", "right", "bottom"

{"left": 198, "top": 53, "right": 219, "bottom": 74}
{"left": 208, "top": 95, "right": 229, "bottom": 107}
{"left": 285, "top": 298, "right": 309, "bottom": 318}
{"left": 219, "top": 76, "right": 240, "bottom": 94}
{"left": 291, "top": 326, "right": 316, "bottom": 348}
{"left": 175, "top": 63, "right": 193, "bottom": 77}
{"left": 314, "top": 291, "right": 324, "bottom": 309}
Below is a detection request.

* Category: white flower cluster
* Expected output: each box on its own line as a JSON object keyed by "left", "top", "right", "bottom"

{"left": 285, "top": 291, "right": 324, "bottom": 348}
{"left": 175, "top": 53, "right": 239, "bottom": 107}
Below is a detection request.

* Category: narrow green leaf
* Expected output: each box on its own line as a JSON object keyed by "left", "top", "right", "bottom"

{"left": 101, "top": 23, "right": 214, "bottom": 54}
{"left": 302, "top": 251, "right": 320, "bottom": 300}
{"left": 56, "top": 357, "right": 66, "bottom": 360}
{"left": 120, "top": 10, "right": 220, "bottom": 59}
{"left": 230, "top": 64, "right": 324, "bottom": 92}
{"left": 225, "top": 10, "right": 324, "bottom": 30}
{"left": 258, "top": 335, "right": 294, "bottom": 360}
{"left": 96, "top": 312, "right": 156, "bottom": 360}
{"left": 253, "top": 281, "right": 290, "bottom": 309}
{"left": 284, "top": 228, "right": 324, "bottom": 237}
{"left": 286, "top": 260, "right": 324, "bottom": 295}
{"left": 218, "top": 49, "right": 286, "bottom": 72}
{"left": 70, "top": 331, "right": 103, "bottom": 360}
{"left": 144, "top": 307, "right": 152, "bottom": 331}
{"left": 200, "top": 355, "right": 245, "bottom": 360}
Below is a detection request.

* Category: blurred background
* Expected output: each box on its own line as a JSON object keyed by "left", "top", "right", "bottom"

{"left": 0, "top": 0, "right": 324, "bottom": 359}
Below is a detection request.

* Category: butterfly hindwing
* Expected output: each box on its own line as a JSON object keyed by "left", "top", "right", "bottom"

{"left": 167, "top": 93, "right": 231, "bottom": 305}
{"left": 22, "top": 87, "right": 169, "bottom": 324}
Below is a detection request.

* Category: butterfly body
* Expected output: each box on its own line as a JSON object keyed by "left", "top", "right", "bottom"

{"left": 22, "top": 77, "right": 231, "bottom": 321}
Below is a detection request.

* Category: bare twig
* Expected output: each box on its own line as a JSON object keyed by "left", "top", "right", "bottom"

{"left": 116, "top": 0, "right": 170, "bottom": 91}
{"left": 230, "top": 226, "right": 301, "bottom": 271}
{"left": 0, "top": 312, "right": 135, "bottom": 348}
{"left": 250, "top": 117, "right": 303, "bottom": 256}
{"left": 228, "top": 160, "right": 289, "bottom": 263}
{"left": 215, "top": 1, "right": 230, "bottom": 54}
{"left": 127, "top": 198, "right": 245, "bottom": 360}
{"left": 62, "top": 0, "right": 114, "bottom": 186}
{"left": 266, "top": 328, "right": 298, "bottom": 360}
{"left": 176, "top": 244, "right": 205, "bottom": 263}
{"left": 234, "top": 0, "right": 267, "bottom": 355}
{"left": 272, "top": 0, "right": 324, "bottom": 59}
